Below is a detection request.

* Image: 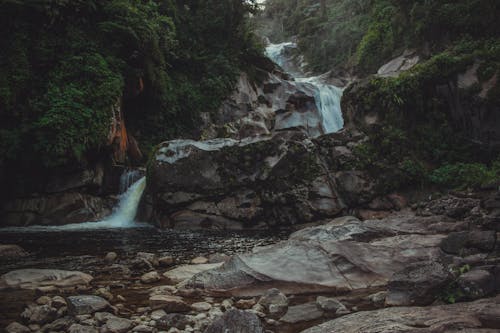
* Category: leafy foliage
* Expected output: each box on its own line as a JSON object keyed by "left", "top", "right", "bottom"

{"left": 0, "top": 0, "right": 261, "bottom": 182}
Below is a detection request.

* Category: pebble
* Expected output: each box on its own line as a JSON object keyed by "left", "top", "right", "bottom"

{"left": 191, "top": 256, "right": 209, "bottom": 264}
{"left": 191, "top": 302, "right": 212, "bottom": 312}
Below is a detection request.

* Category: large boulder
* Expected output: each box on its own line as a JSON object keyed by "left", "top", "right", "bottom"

{"left": 185, "top": 214, "right": 446, "bottom": 296}
{"left": 145, "top": 130, "right": 382, "bottom": 229}
{"left": 67, "top": 295, "right": 111, "bottom": 315}
{"left": 301, "top": 295, "right": 500, "bottom": 333}
{"left": 0, "top": 269, "right": 93, "bottom": 290}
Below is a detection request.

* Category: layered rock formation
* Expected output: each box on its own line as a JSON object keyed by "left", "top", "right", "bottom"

{"left": 142, "top": 129, "right": 400, "bottom": 229}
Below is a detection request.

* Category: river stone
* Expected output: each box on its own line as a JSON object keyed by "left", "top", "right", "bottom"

{"left": 156, "top": 313, "right": 189, "bottom": 330}
{"left": 0, "top": 269, "right": 93, "bottom": 290}
{"left": 386, "top": 261, "right": 453, "bottom": 306}
{"left": 105, "top": 252, "right": 118, "bottom": 263}
{"left": 301, "top": 295, "right": 500, "bottom": 333}
{"left": 102, "top": 317, "right": 134, "bottom": 333}
{"left": 457, "top": 269, "right": 496, "bottom": 300}
{"left": 21, "top": 304, "right": 58, "bottom": 325}
{"left": 68, "top": 324, "right": 99, "bottom": 333}
{"left": 191, "top": 302, "right": 212, "bottom": 312}
{"left": 258, "top": 288, "right": 289, "bottom": 319}
{"left": 204, "top": 309, "right": 263, "bottom": 333}
{"left": 141, "top": 271, "right": 161, "bottom": 284}
{"left": 280, "top": 302, "right": 324, "bottom": 324}
{"left": 5, "top": 322, "right": 31, "bottom": 333}
{"left": 41, "top": 316, "right": 74, "bottom": 332}
{"left": 67, "top": 295, "right": 111, "bottom": 315}
{"left": 149, "top": 295, "right": 190, "bottom": 312}
{"left": 316, "top": 296, "right": 350, "bottom": 315}
{"left": 440, "top": 230, "right": 497, "bottom": 255}
{"left": 163, "top": 263, "right": 223, "bottom": 284}
{"left": 0, "top": 245, "right": 28, "bottom": 258}
{"left": 191, "top": 256, "right": 209, "bottom": 264}
{"left": 51, "top": 296, "right": 67, "bottom": 308}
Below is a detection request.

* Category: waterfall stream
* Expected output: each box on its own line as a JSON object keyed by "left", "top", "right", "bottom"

{"left": 1, "top": 176, "right": 147, "bottom": 231}
{"left": 265, "top": 42, "right": 344, "bottom": 134}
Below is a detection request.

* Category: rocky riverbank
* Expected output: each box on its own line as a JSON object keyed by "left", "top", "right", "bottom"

{"left": 2, "top": 188, "right": 499, "bottom": 332}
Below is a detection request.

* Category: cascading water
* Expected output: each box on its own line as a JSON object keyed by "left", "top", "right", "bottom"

{"left": 265, "top": 42, "right": 344, "bottom": 134}
{"left": 119, "top": 169, "right": 143, "bottom": 193}
{"left": 1, "top": 177, "right": 148, "bottom": 231}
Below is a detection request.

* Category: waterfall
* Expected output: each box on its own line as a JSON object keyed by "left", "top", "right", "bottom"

{"left": 1, "top": 177, "right": 148, "bottom": 231}
{"left": 119, "top": 169, "right": 143, "bottom": 193}
{"left": 265, "top": 42, "right": 344, "bottom": 134}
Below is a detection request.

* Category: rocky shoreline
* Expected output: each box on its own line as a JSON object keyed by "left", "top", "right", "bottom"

{"left": 2, "top": 189, "right": 499, "bottom": 333}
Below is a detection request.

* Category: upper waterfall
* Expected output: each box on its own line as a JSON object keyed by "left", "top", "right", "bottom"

{"left": 265, "top": 42, "right": 344, "bottom": 134}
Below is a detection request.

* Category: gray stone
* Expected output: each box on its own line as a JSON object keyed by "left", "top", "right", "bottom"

{"left": 301, "top": 295, "right": 500, "bottom": 333}
{"left": 20, "top": 305, "right": 57, "bottom": 325}
{"left": 0, "top": 269, "right": 93, "bottom": 290}
{"left": 141, "top": 271, "right": 161, "bottom": 284}
{"left": 316, "top": 296, "right": 350, "bottom": 315}
{"left": 441, "top": 231, "right": 497, "bottom": 255}
{"left": 67, "top": 295, "right": 111, "bottom": 315}
{"left": 102, "top": 317, "right": 134, "bottom": 333}
{"left": 458, "top": 269, "right": 496, "bottom": 300}
{"left": 280, "top": 302, "right": 324, "bottom": 324}
{"left": 68, "top": 324, "right": 99, "bottom": 333}
{"left": 156, "top": 314, "right": 189, "bottom": 330}
{"left": 386, "top": 261, "right": 453, "bottom": 306}
{"left": 258, "top": 289, "right": 289, "bottom": 319}
{"left": 148, "top": 295, "right": 190, "bottom": 312}
{"left": 0, "top": 245, "right": 28, "bottom": 259}
{"left": 5, "top": 322, "right": 30, "bottom": 333}
{"left": 203, "top": 309, "right": 263, "bottom": 333}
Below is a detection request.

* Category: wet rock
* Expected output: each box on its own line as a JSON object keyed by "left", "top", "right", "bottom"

{"left": 301, "top": 295, "right": 500, "bottom": 333}
{"left": 0, "top": 269, "right": 93, "bottom": 290}
{"left": 52, "top": 296, "right": 67, "bottom": 308}
{"left": 163, "top": 263, "right": 223, "bottom": 284}
{"left": 280, "top": 302, "right": 324, "bottom": 324}
{"left": 156, "top": 314, "right": 189, "bottom": 330}
{"left": 258, "top": 289, "right": 289, "bottom": 319}
{"left": 5, "top": 322, "right": 30, "bottom": 333}
{"left": 68, "top": 323, "right": 99, "bottom": 333}
{"left": 150, "top": 309, "right": 167, "bottom": 321}
{"left": 137, "top": 252, "right": 159, "bottom": 267}
{"left": 102, "top": 317, "right": 134, "bottom": 333}
{"left": 191, "top": 302, "right": 212, "bottom": 312}
{"left": 41, "top": 316, "right": 74, "bottom": 332}
{"left": 204, "top": 309, "right": 263, "bottom": 333}
{"left": 158, "top": 256, "right": 175, "bottom": 267}
{"left": 132, "top": 324, "right": 156, "bottom": 332}
{"left": 0, "top": 245, "right": 28, "bottom": 259}
{"left": 316, "top": 296, "right": 350, "bottom": 315}
{"left": 67, "top": 295, "right": 111, "bottom": 315}
{"left": 386, "top": 261, "right": 453, "bottom": 306}
{"left": 441, "top": 231, "right": 497, "bottom": 255}
{"left": 149, "top": 295, "right": 190, "bottom": 312}
{"left": 96, "top": 287, "right": 114, "bottom": 301}
{"left": 36, "top": 296, "right": 52, "bottom": 305}
{"left": 141, "top": 271, "right": 161, "bottom": 284}
{"left": 21, "top": 304, "right": 57, "bottom": 325}
{"left": 191, "top": 256, "right": 209, "bottom": 264}
{"left": 457, "top": 269, "right": 496, "bottom": 300}
{"left": 187, "top": 215, "right": 444, "bottom": 296}
{"left": 235, "top": 298, "right": 257, "bottom": 310}
{"left": 105, "top": 252, "right": 118, "bottom": 263}
{"left": 94, "top": 312, "right": 117, "bottom": 325}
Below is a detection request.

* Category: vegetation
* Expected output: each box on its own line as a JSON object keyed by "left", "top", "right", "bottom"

{"left": 0, "top": 0, "right": 262, "bottom": 192}
{"left": 257, "top": 0, "right": 500, "bottom": 74}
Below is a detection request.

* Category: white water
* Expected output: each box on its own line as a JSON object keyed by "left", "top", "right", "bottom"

{"left": 1, "top": 177, "right": 148, "bottom": 232}
{"left": 265, "top": 42, "right": 344, "bottom": 134}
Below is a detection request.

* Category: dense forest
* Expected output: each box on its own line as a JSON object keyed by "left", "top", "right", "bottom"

{"left": 0, "top": 0, "right": 262, "bottom": 196}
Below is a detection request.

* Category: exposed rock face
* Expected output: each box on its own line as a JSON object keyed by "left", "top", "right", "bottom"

{"left": 0, "top": 192, "right": 114, "bottom": 226}
{"left": 377, "top": 50, "right": 420, "bottom": 78}
{"left": 0, "top": 269, "right": 93, "bottom": 290}
{"left": 301, "top": 295, "right": 500, "bottom": 333}
{"left": 386, "top": 261, "right": 453, "bottom": 306}
{"left": 201, "top": 71, "right": 332, "bottom": 140}
{"left": 185, "top": 213, "right": 448, "bottom": 296}
{"left": 145, "top": 130, "right": 388, "bottom": 229}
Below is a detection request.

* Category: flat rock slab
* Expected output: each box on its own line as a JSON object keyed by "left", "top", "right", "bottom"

{"left": 163, "top": 263, "right": 223, "bottom": 284}
{"left": 301, "top": 295, "right": 500, "bottom": 333}
{"left": 0, "top": 269, "right": 93, "bottom": 290}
